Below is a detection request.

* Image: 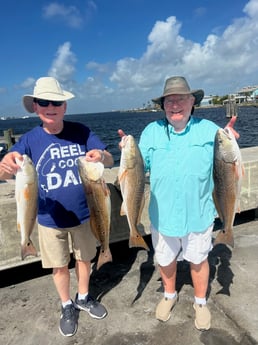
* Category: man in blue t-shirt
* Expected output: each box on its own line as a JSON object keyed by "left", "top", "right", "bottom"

{"left": 0, "top": 77, "right": 114, "bottom": 337}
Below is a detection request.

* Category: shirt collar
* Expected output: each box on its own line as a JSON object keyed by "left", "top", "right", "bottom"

{"left": 167, "top": 116, "right": 193, "bottom": 135}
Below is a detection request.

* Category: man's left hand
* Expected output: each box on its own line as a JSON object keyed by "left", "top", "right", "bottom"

{"left": 225, "top": 115, "right": 240, "bottom": 139}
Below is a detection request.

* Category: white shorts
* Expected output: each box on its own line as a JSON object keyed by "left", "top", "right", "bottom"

{"left": 151, "top": 224, "right": 214, "bottom": 266}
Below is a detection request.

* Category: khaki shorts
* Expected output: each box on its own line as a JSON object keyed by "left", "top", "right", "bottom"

{"left": 38, "top": 221, "right": 97, "bottom": 268}
{"left": 151, "top": 224, "right": 214, "bottom": 266}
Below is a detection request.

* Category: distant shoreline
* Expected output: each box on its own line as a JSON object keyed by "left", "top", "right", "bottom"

{"left": 1, "top": 102, "right": 258, "bottom": 120}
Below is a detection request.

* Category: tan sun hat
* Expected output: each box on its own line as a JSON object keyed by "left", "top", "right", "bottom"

{"left": 23, "top": 77, "right": 75, "bottom": 113}
{"left": 152, "top": 76, "right": 204, "bottom": 107}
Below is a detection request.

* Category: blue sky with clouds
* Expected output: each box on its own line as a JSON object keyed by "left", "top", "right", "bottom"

{"left": 0, "top": 0, "right": 257, "bottom": 116}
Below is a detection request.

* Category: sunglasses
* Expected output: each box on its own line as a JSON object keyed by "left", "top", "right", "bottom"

{"left": 34, "top": 98, "right": 64, "bottom": 107}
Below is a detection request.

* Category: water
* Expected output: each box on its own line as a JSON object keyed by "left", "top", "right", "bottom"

{"left": 1, "top": 106, "right": 258, "bottom": 166}
{"left": 195, "top": 106, "right": 258, "bottom": 149}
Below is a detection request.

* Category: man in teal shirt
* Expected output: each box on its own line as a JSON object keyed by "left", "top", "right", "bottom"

{"left": 119, "top": 76, "right": 238, "bottom": 331}
{"left": 139, "top": 116, "right": 218, "bottom": 237}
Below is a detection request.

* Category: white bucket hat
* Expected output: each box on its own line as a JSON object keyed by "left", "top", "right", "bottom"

{"left": 23, "top": 77, "right": 75, "bottom": 113}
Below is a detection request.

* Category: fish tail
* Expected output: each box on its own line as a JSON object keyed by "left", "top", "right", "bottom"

{"left": 96, "top": 247, "right": 113, "bottom": 270}
{"left": 214, "top": 228, "right": 234, "bottom": 248}
{"left": 129, "top": 233, "right": 149, "bottom": 251}
{"left": 21, "top": 240, "right": 37, "bottom": 260}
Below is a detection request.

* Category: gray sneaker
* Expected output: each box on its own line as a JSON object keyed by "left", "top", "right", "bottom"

{"left": 74, "top": 294, "right": 107, "bottom": 319}
{"left": 59, "top": 303, "right": 78, "bottom": 337}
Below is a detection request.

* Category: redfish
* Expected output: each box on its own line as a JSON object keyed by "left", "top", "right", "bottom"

{"left": 213, "top": 127, "right": 244, "bottom": 247}
{"left": 78, "top": 158, "right": 112, "bottom": 270}
{"left": 118, "top": 135, "right": 149, "bottom": 251}
{"left": 15, "top": 155, "right": 38, "bottom": 260}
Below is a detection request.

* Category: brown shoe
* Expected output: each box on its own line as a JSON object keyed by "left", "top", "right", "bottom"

{"left": 193, "top": 303, "right": 211, "bottom": 331}
{"left": 155, "top": 295, "right": 178, "bottom": 322}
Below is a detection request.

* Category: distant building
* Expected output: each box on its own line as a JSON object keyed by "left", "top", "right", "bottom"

{"left": 250, "top": 88, "right": 258, "bottom": 101}
{"left": 200, "top": 95, "right": 213, "bottom": 107}
{"left": 222, "top": 85, "right": 258, "bottom": 104}
{"left": 237, "top": 86, "right": 258, "bottom": 102}
{"left": 237, "top": 85, "right": 258, "bottom": 96}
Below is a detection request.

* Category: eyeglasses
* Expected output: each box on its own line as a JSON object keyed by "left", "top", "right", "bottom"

{"left": 34, "top": 98, "right": 64, "bottom": 107}
{"left": 164, "top": 95, "right": 191, "bottom": 106}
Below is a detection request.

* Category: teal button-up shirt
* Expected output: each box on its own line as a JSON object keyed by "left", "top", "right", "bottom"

{"left": 139, "top": 116, "right": 219, "bottom": 237}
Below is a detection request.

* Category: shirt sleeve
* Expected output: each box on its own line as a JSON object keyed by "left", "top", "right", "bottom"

{"left": 9, "top": 133, "right": 30, "bottom": 155}
{"left": 139, "top": 125, "right": 152, "bottom": 173}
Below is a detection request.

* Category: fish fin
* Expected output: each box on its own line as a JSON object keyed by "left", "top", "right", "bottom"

{"left": 89, "top": 213, "right": 102, "bottom": 243}
{"left": 118, "top": 169, "right": 128, "bottom": 183}
{"left": 233, "top": 162, "right": 241, "bottom": 180}
{"left": 212, "top": 191, "right": 224, "bottom": 222}
{"left": 96, "top": 248, "right": 112, "bottom": 270}
{"left": 23, "top": 185, "right": 31, "bottom": 201}
{"left": 102, "top": 180, "right": 111, "bottom": 196}
{"left": 137, "top": 196, "right": 145, "bottom": 225}
{"left": 235, "top": 197, "right": 241, "bottom": 214}
{"left": 21, "top": 240, "right": 37, "bottom": 260}
{"left": 129, "top": 233, "right": 149, "bottom": 251}
{"left": 242, "top": 165, "right": 245, "bottom": 177}
{"left": 120, "top": 202, "right": 126, "bottom": 216}
{"left": 214, "top": 228, "right": 234, "bottom": 248}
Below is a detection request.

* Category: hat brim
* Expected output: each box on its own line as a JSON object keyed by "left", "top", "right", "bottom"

{"left": 152, "top": 89, "right": 204, "bottom": 107}
{"left": 23, "top": 91, "right": 74, "bottom": 113}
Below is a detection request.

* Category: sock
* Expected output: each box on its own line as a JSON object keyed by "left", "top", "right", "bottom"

{"left": 194, "top": 297, "right": 206, "bottom": 305}
{"left": 78, "top": 292, "right": 88, "bottom": 300}
{"left": 62, "top": 299, "right": 73, "bottom": 308}
{"left": 164, "top": 291, "right": 177, "bottom": 299}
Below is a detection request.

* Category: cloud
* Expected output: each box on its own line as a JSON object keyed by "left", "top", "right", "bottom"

{"left": 59, "top": 0, "right": 258, "bottom": 112}
{"left": 42, "top": 2, "right": 83, "bottom": 28}
{"left": 86, "top": 61, "right": 112, "bottom": 74}
{"left": 48, "top": 42, "right": 77, "bottom": 83}
{"left": 12, "top": 0, "right": 258, "bottom": 115}
{"left": 20, "top": 78, "right": 35, "bottom": 89}
{"left": 108, "top": 0, "right": 258, "bottom": 99}
{"left": 244, "top": 0, "right": 258, "bottom": 16}
{"left": 193, "top": 7, "right": 207, "bottom": 18}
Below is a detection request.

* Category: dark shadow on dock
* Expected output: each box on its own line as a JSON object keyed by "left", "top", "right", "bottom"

{"left": 209, "top": 244, "right": 233, "bottom": 296}
{"left": 89, "top": 235, "right": 155, "bottom": 303}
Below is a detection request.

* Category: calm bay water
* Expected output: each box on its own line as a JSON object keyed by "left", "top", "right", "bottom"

{"left": 0, "top": 106, "right": 258, "bottom": 166}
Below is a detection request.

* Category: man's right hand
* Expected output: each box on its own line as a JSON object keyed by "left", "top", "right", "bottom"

{"left": 117, "top": 129, "right": 127, "bottom": 150}
{"left": 0, "top": 151, "right": 23, "bottom": 179}
{"left": 118, "top": 129, "right": 126, "bottom": 138}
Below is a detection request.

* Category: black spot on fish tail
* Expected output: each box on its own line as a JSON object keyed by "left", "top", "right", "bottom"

{"left": 214, "top": 229, "right": 234, "bottom": 248}
{"left": 21, "top": 240, "right": 37, "bottom": 260}
{"left": 129, "top": 234, "right": 149, "bottom": 251}
{"left": 96, "top": 248, "right": 113, "bottom": 270}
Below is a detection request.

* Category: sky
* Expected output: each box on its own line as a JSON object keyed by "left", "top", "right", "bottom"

{"left": 0, "top": 0, "right": 258, "bottom": 117}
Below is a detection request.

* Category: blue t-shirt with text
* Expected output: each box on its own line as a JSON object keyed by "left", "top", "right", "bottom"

{"left": 11, "top": 121, "right": 106, "bottom": 228}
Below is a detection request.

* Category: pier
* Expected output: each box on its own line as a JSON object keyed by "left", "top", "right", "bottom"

{"left": 226, "top": 99, "right": 238, "bottom": 117}
{"left": 0, "top": 147, "right": 258, "bottom": 344}
{"left": 0, "top": 146, "right": 258, "bottom": 270}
